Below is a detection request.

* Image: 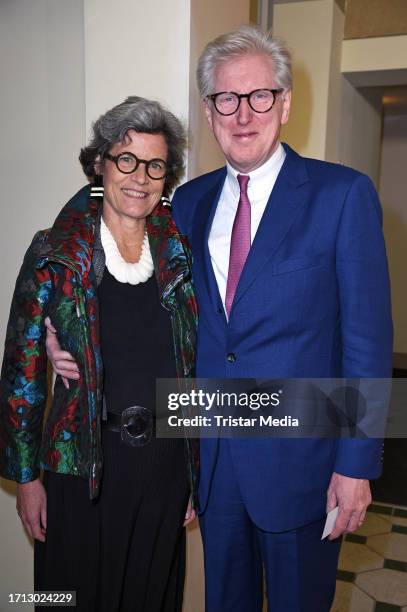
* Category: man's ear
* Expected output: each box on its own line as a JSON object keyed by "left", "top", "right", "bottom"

{"left": 281, "top": 89, "right": 292, "bottom": 126}
{"left": 204, "top": 100, "right": 214, "bottom": 132}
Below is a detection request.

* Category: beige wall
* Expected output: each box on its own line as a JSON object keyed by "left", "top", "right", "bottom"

{"left": 324, "top": 2, "right": 346, "bottom": 163}
{"left": 337, "top": 80, "right": 382, "bottom": 185}
{"left": 272, "top": 0, "right": 345, "bottom": 161}
{"left": 337, "top": 27, "right": 407, "bottom": 187}
{"left": 342, "top": 34, "right": 407, "bottom": 74}
{"left": 83, "top": 0, "right": 191, "bottom": 140}
{"left": 379, "top": 112, "right": 407, "bottom": 353}
{"left": 0, "top": 1, "right": 86, "bottom": 609}
{"left": 341, "top": 34, "right": 407, "bottom": 87}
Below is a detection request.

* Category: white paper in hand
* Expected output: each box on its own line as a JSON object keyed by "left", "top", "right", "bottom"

{"left": 321, "top": 506, "right": 339, "bottom": 540}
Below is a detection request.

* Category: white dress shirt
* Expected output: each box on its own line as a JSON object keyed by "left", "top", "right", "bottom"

{"left": 208, "top": 143, "right": 286, "bottom": 312}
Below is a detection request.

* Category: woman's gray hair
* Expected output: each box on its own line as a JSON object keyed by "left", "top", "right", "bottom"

{"left": 79, "top": 96, "right": 186, "bottom": 196}
{"left": 197, "top": 25, "right": 292, "bottom": 98}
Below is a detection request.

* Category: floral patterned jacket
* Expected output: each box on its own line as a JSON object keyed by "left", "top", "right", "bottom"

{"left": 0, "top": 185, "right": 198, "bottom": 501}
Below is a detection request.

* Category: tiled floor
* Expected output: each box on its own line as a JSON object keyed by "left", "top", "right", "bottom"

{"left": 331, "top": 503, "right": 407, "bottom": 612}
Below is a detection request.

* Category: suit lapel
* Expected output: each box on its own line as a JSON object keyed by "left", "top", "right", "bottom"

{"left": 192, "top": 169, "right": 226, "bottom": 312}
{"left": 232, "top": 145, "right": 310, "bottom": 310}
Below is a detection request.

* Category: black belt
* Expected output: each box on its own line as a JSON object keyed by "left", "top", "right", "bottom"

{"left": 102, "top": 406, "right": 153, "bottom": 447}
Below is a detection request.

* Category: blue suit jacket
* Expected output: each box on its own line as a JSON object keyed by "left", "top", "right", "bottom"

{"left": 172, "top": 144, "right": 392, "bottom": 531}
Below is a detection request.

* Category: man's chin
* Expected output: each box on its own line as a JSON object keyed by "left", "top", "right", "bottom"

{"left": 229, "top": 156, "right": 262, "bottom": 174}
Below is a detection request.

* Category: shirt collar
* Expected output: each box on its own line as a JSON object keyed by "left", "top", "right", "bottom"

{"left": 226, "top": 142, "right": 286, "bottom": 199}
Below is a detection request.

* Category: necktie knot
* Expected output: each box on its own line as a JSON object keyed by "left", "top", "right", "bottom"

{"left": 237, "top": 174, "right": 250, "bottom": 194}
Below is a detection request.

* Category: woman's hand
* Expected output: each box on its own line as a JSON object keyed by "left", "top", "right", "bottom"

{"left": 45, "top": 317, "right": 80, "bottom": 389}
{"left": 183, "top": 497, "right": 196, "bottom": 527}
{"left": 16, "top": 479, "right": 47, "bottom": 542}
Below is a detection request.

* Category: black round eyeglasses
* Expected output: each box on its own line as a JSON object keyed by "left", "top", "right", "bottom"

{"left": 104, "top": 152, "right": 168, "bottom": 180}
{"left": 206, "top": 88, "right": 284, "bottom": 116}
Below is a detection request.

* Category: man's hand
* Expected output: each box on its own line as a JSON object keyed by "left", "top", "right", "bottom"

{"left": 45, "top": 317, "right": 79, "bottom": 389}
{"left": 326, "top": 472, "right": 372, "bottom": 540}
{"left": 16, "top": 479, "right": 47, "bottom": 542}
{"left": 183, "top": 497, "right": 196, "bottom": 527}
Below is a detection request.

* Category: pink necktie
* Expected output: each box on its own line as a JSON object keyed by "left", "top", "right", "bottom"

{"left": 225, "top": 174, "right": 251, "bottom": 317}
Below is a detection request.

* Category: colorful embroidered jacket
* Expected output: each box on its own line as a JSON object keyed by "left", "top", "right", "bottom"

{"left": 0, "top": 186, "right": 198, "bottom": 501}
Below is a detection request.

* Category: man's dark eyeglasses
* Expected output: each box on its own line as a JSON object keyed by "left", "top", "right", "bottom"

{"left": 206, "top": 88, "right": 284, "bottom": 116}
{"left": 104, "top": 152, "right": 168, "bottom": 180}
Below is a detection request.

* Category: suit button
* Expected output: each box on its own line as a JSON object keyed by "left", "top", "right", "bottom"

{"left": 227, "top": 353, "right": 236, "bottom": 363}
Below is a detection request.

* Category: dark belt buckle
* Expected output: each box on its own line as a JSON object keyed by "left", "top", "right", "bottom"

{"left": 121, "top": 406, "right": 152, "bottom": 447}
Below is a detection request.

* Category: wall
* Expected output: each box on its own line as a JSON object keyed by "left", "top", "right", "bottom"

{"left": 272, "top": 0, "right": 344, "bottom": 161}
{"left": 338, "top": 26, "right": 407, "bottom": 186}
{"left": 341, "top": 34, "right": 407, "bottom": 87}
{"left": 337, "top": 80, "right": 382, "bottom": 184}
{"left": 379, "top": 111, "right": 407, "bottom": 354}
{"left": 345, "top": 0, "right": 407, "bottom": 39}
{"left": 324, "top": 2, "right": 346, "bottom": 163}
{"left": 83, "top": 0, "right": 191, "bottom": 141}
{"left": 0, "top": 1, "right": 86, "bottom": 608}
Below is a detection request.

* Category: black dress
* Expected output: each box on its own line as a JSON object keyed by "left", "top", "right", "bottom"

{"left": 35, "top": 270, "right": 189, "bottom": 612}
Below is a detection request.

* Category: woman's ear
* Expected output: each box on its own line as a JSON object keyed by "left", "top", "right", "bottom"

{"left": 90, "top": 155, "right": 104, "bottom": 196}
{"left": 94, "top": 155, "right": 103, "bottom": 177}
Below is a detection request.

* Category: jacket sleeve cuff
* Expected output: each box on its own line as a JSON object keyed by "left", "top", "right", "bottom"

{"left": 334, "top": 438, "right": 383, "bottom": 479}
{"left": 0, "top": 462, "right": 40, "bottom": 484}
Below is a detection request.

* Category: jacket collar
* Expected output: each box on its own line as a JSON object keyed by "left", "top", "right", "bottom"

{"left": 37, "top": 185, "right": 99, "bottom": 278}
{"left": 37, "top": 185, "right": 189, "bottom": 299}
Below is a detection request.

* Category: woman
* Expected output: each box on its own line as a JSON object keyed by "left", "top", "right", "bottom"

{"left": 0, "top": 96, "right": 198, "bottom": 611}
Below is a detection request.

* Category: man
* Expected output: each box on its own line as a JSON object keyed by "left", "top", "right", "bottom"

{"left": 171, "top": 25, "right": 392, "bottom": 612}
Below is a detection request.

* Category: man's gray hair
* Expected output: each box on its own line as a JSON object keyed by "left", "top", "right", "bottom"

{"left": 197, "top": 25, "right": 292, "bottom": 98}
{"left": 79, "top": 96, "right": 186, "bottom": 196}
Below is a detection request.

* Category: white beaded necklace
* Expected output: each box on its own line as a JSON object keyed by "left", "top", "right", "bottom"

{"left": 100, "top": 216, "right": 154, "bottom": 285}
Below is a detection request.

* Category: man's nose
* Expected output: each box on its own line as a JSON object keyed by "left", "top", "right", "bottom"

{"left": 236, "top": 97, "right": 252, "bottom": 124}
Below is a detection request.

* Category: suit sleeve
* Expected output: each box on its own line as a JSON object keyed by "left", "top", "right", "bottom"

{"left": 171, "top": 188, "right": 186, "bottom": 235}
{"left": 0, "top": 232, "right": 52, "bottom": 483}
{"left": 333, "top": 174, "right": 392, "bottom": 478}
